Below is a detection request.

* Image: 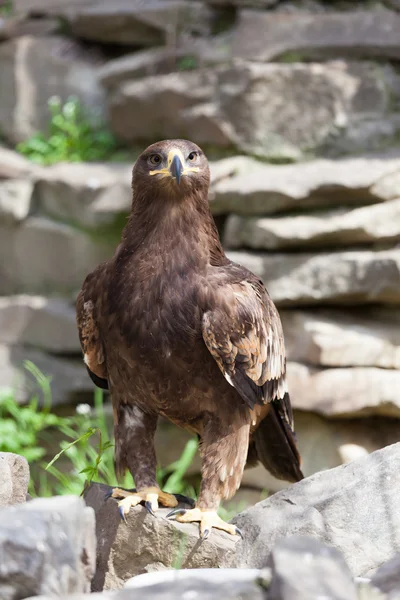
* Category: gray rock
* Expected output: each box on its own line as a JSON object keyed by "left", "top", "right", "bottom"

{"left": 0, "top": 179, "right": 34, "bottom": 222}
{"left": 0, "top": 295, "right": 79, "bottom": 353}
{"left": 224, "top": 199, "right": 400, "bottom": 250}
{"left": 233, "top": 442, "right": 400, "bottom": 578}
{"left": 0, "top": 217, "right": 114, "bottom": 295}
{"left": 0, "top": 344, "right": 94, "bottom": 406}
{"left": 0, "top": 35, "right": 105, "bottom": 144}
{"left": 84, "top": 482, "right": 237, "bottom": 591}
{"left": 0, "top": 495, "right": 96, "bottom": 599}
{"left": 0, "top": 146, "right": 36, "bottom": 179}
{"left": 212, "top": 154, "right": 400, "bottom": 215}
{"left": 267, "top": 536, "right": 357, "bottom": 600}
{"left": 231, "top": 9, "right": 400, "bottom": 62}
{"left": 287, "top": 362, "right": 400, "bottom": 418}
{"left": 371, "top": 553, "right": 400, "bottom": 595}
{"left": 227, "top": 249, "right": 400, "bottom": 306}
{"left": 108, "top": 59, "right": 399, "bottom": 159}
{"left": 282, "top": 308, "right": 400, "bottom": 369}
{"left": 0, "top": 452, "right": 30, "bottom": 506}
{"left": 35, "top": 162, "right": 132, "bottom": 229}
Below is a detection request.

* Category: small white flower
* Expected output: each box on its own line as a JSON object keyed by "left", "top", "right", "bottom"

{"left": 76, "top": 403, "right": 91, "bottom": 416}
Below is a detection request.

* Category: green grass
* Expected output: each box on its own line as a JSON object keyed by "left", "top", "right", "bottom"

{"left": 17, "top": 96, "right": 117, "bottom": 166}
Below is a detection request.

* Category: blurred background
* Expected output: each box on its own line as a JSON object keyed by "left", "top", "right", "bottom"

{"left": 0, "top": 0, "right": 400, "bottom": 513}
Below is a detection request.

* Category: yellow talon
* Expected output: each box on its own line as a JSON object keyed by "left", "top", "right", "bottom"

{"left": 109, "top": 486, "right": 178, "bottom": 521}
{"left": 166, "top": 507, "right": 242, "bottom": 539}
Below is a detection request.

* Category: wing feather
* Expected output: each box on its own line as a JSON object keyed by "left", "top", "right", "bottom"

{"left": 202, "top": 278, "right": 287, "bottom": 410}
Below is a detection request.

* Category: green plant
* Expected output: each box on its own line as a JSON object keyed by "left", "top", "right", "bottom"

{"left": 0, "top": 0, "right": 12, "bottom": 16}
{"left": 177, "top": 56, "right": 198, "bottom": 71}
{"left": 17, "top": 96, "right": 117, "bottom": 165}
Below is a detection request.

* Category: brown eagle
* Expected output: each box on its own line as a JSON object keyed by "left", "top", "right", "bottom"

{"left": 76, "top": 139, "right": 303, "bottom": 539}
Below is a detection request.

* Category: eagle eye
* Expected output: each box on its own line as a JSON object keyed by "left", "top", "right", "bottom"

{"left": 148, "top": 154, "right": 162, "bottom": 166}
{"left": 188, "top": 151, "right": 198, "bottom": 162}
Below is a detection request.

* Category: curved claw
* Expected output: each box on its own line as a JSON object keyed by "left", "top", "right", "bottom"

{"left": 166, "top": 508, "right": 186, "bottom": 519}
{"left": 235, "top": 526, "right": 244, "bottom": 539}
{"left": 104, "top": 489, "right": 114, "bottom": 500}
{"left": 145, "top": 501, "right": 156, "bottom": 517}
{"left": 201, "top": 528, "right": 210, "bottom": 540}
{"left": 119, "top": 505, "right": 127, "bottom": 523}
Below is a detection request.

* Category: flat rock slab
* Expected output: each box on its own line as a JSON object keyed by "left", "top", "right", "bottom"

{"left": 233, "top": 442, "right": 400, "bottom": 578}
{"left": 224, "top": 199, "right": 400, "bottom": 251}
{"left": 0, "top": 452, "right": 29, "bottom": 506}
{"left": 227, "top": 249, "right": 400, "bottom": 306}
{"left": 211, "top": 154, "right": 400, "bottom": 216}
{"left": 281, "top": 308, "right": 400, "bottom": 369}
{"left": 0, "top": 495, "right": 96, "bottom": 599}
{"left": 84, "top": 482, "right": 237, "bottom": 591}
{"left": 0, "top": 295, "right": 79, "bottom": 353}
{"left": 231, "top": 9, "right": 400, "bottom": 62}
{"left": 287, "top": 362, "right": 400, "bottom": 418}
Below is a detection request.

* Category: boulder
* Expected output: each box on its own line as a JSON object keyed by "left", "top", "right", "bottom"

{"left": 227, "top": 249, "right": 400, "bottom": 306}
{"left": 231, "top": 9, "right": 400, "bottom": 62}
{"left": 0, "top": 452, "right": 30, "bottom": 506}
{"left": 0, "top": 344, "right": 93, "bottom": 406}
{"left": 370, "top": 553, "right": 400, "bottom": 596}
{"left": 224, "top": 199, "right": 400, "bottom": 251}
{"left": 281, "top": 308, "right": 400, "bottom": 369}
{"left": 233, "top": 442, "right": 400, "bottom": 578}
{"left": 35, "top": 162, "right": 132, "bottom": 229}
{"left": 0, "top": 179, "right": 34, "bottom": 222}
{"left": 0, "top": 217, "right": 114, "bottom": 295}
{"left": 217, "top": 60, "right": 398, "bottom": 159}
{"left": 287, "top": 362, "right": 400, "bottom": 419}
{"left": 266, "top": 536, "right": 357, "bottom": 600}
{"left": 84, "top": 482, "right": 237, "bottom": 591}
{"left": 211, "top": 154, "right": 400, "bottom": 215}
{"left": 0, "top": 295, "right": 79, "bottom": 353}
{"left": 0, "top": 35, "right": 105, "bottom": 144}
{"left": 0, "top": 495, "right": 96, "bottom": 599}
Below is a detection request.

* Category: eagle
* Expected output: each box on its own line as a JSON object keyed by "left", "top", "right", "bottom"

{"left": 76, "top": 139, "right": 303, "bottom": 539}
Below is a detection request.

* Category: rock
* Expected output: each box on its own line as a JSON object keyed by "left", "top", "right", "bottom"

{"left": 243, "top": 411, "right": 400, "bottom": 493}
{"left": 0, "top": 16, "right": 60, "bottom": 41}
{"left": 14, "top": 0, "right": 212, "bottom": 45}
{"left": 281, "top": 308, "right": 400, "bottom": 369}
{"left": 0, "top": 179, "right": 34, "bottom": 222}
{"left": 0, "top": 217, "right": 114, "bottom": 295}
{"left": 0, "top": 36, "right": 105, "bottom": 144}
{"left": 0, "top": 146, "right": 36, "bottom": 179}
{"left": 84, "top": 482, "right": 237, "bottom": 591}
{"left": 231, "top": 9, "right": 400, "bottom": 62}
{"left": 0, "top": 344, "right": 94, "bottom": 406}
{"left": 0, "top": 495, "right": 96, "bottom": 599}
{"left": 35, "top": 162, "right": 132, "bottom": 229}
{"left": 227, "top": 249, "right": 400, "bottom": 306}
{"left": 0, "top": 295, "right": 79, "bottom": 353}
{"left": 211, "top": 154, "right": 400, "bottom": 215}
{"left": 224, "top": 199, "right": 400, "bottom": 251}
{"left": 267, "top": 536, "right": 357, "bottom": 600}
{"left": 233, "top": 442, "right": 400, "bottom": 578}
{"left": 0, "top": 452, "right": 30, "bottom": 506}
{"left": 287, "top": 362, "right": 400, "bottom": 418}
{"left": 371, "top": 553, "right": 400, "bottom": 595}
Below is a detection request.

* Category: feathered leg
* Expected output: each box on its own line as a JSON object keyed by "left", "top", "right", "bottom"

{"left": 110, "top": 403, "right": 178, "bottom": 519}
{"left": 168, "top": 415, "right": 249, "bottom": 538}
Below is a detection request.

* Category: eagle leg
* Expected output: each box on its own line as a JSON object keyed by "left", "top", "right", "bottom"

{"left": 168, "top": 416, "right": 249, "bottom": 538}
{"left": 167, "top": 507, "right": 243, "bottom": 539}
{"left": 110, "top": 486, "right": 179, "bottom": 521}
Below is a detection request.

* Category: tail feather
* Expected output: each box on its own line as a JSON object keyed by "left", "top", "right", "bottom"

{"left": 254, "top": 393, "right": 304, "bottom": 483}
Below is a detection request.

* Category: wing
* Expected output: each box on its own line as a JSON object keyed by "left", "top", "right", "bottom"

{"left": 76, "top": 265, "right": 108, "bottom": 390}
{"left": 202, "top": 276, "right": 288, "bottom": 412}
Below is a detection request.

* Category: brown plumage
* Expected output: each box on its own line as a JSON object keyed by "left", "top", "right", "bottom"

{"left": 76, "top": 139, "right": 303, "bottom": 538}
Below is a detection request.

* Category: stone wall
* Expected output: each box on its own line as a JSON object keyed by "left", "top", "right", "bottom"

{"left": 1, "top": 0, "right": 400, "bottom": 500}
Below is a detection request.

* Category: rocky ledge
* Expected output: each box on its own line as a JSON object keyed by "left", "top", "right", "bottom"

{"left": 2, "top": 443, "right": 400, "bottom": 598}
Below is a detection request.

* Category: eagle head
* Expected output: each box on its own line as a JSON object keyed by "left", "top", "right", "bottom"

{"left": 132, "top": 139, "right": 210, "bottom": 199}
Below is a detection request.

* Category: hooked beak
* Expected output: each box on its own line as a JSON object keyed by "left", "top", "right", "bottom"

{"left": 169, "top": 152, "right": 184, "bottom": 185}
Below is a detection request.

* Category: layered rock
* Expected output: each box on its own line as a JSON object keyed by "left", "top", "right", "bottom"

{"left": 0, "top": 452, "right": 30, "bottom": 506}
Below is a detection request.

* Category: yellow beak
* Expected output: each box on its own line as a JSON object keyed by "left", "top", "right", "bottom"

{"left": 149, "top": 148, "right": 199, "bottom": 184}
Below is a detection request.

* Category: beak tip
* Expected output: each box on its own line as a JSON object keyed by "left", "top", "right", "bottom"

{"left": 169, "top": 153, "right": 184, "bottom": 185}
